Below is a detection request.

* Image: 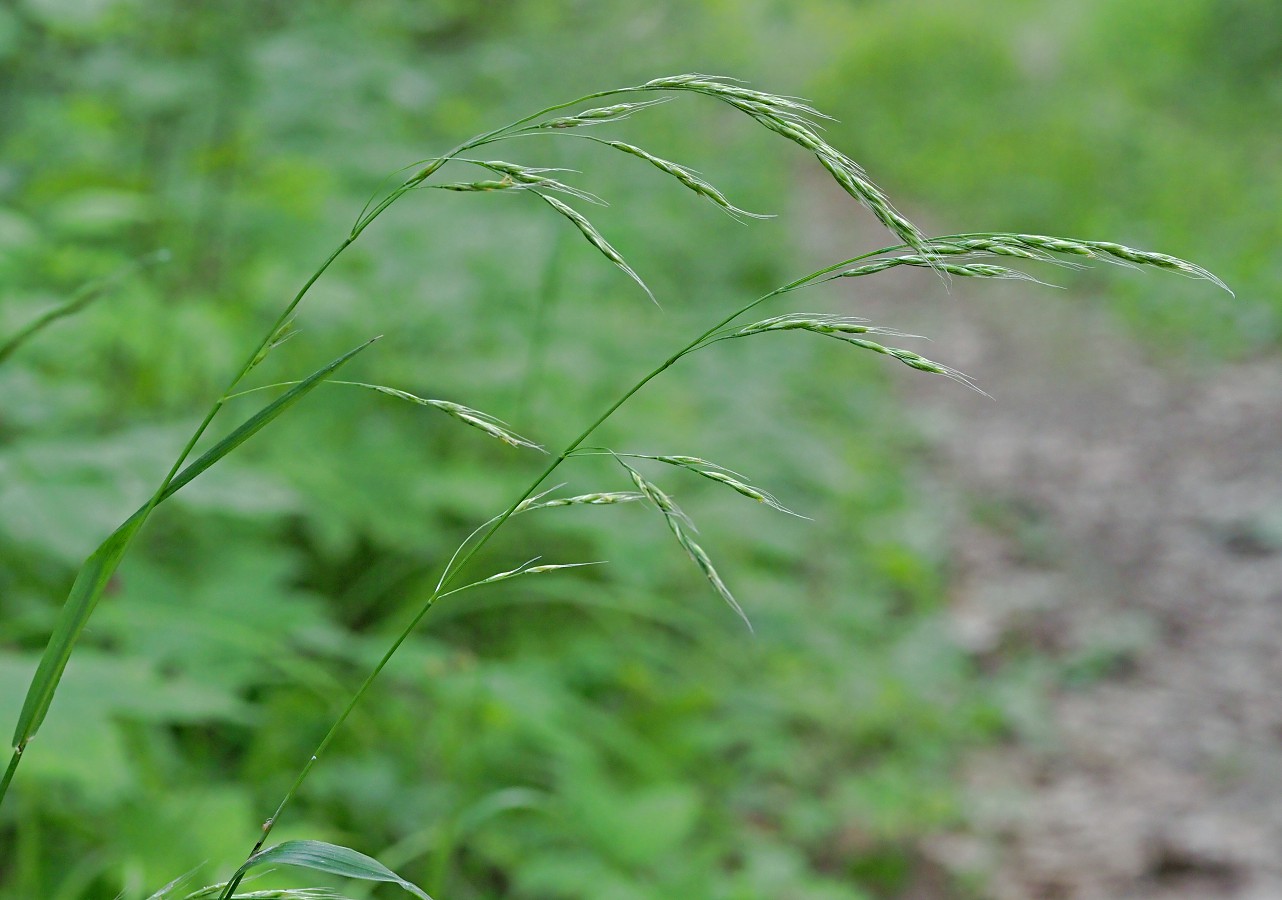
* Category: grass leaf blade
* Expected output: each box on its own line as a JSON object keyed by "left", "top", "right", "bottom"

{"left": 163, "top": 338, "right": 380, "bottom": 500}
{"left": 237, "top": 840, "right": 432, "bottom": 899}
{"left": 9, "top": 337, "right": 378, "bottom": 751}
{"left": 10, "top": 514, "right": 143, "bottom": 748}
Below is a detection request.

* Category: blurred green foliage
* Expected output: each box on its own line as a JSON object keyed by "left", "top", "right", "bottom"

{"left": 0, "top": 1, "right": 1255, "bottom": 898}
{"left": 811, "top": 0, "right": 1281, "bottom": 355}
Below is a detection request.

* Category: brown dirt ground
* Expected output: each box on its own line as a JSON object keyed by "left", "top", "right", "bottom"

{"left": 802, "top": 181, "right": 1282, "bottom": 899}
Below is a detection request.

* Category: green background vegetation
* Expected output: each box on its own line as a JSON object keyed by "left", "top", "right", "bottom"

{"left": 1, "top": 1, "right": 1274, "bottom": 897}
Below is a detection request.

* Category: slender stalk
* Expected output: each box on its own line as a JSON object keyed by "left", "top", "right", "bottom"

{"left": 0, "top": 241, "right": 355, "bottom": 811}
{"left": 216, "top": 235, "right": 917, "bottom": 898}
{"left": 203, "top": 85, "right": 1059, "bottom": 897}
{"left": 0, "top": 92, "right": 538, "bottom": 811}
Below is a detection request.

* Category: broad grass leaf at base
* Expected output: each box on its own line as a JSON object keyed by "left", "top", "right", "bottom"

{"left": 9, "top": 513, "right": 143, "bottom": 750}
{"left": 6, "top": 337, "right": 378, "bottom": 761}
{"left": 235, "top": 841, "right": 432, "bottom": 899}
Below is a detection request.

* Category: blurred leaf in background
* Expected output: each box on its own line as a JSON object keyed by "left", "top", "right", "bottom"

{"left": 1, "top": 0, "right": 1262, "bottom": 898}
{"left": 810, "top": 0, "right": 1281, "bottom": 355}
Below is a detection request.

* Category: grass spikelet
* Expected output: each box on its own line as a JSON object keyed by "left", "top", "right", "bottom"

{"left": 539, "top": 97, "right": 673, "bottom": 128}
{"left": 922, "top": 239, "right": 1054, "bottom": 264}
{"left": 848, "top": 338, "right": 988, "bottom": 395}
{"left": 629, "top": 74, "right": 927, "bottom": 254}
{"left": 474, "top": 160, "right": 604, "bottom": 204}
{"left": 708, "top": 320, "right": 984, "bottom": 394}
{"left": 587, "top": 450, "right": 805, "bottom": 518}
{"left": 598, "top": 140, "right": 770, "bottom": 220}
{"left": 247, "top": 318, "right": 300, "bottom": 371}
{"left": 621, "top": 462, "right": 752, "bottom": 630}
{"left": 536, "top": 193, "right": 656, "bottom": 304}
{"left": 428, "top": 161, "right": 604, "bottom": 205}
{"left": 680, "top": 534, "right": 751, "bottom": 632}
{"left": 813, "top": 149, "right": 926, "bottom": 253}
{"left": 647, "top": 454, "right": 742, "bottom": 472}
{"left": 475, "top": 558, "right": 603, "bottom": 586}
{"left": 728, "top": 313, "right": 923, "bottom": 341}
{"left": 687, "top": 468, "right": 807, "bottom": 518}
{"left": 515, "top": 491, "right": 646, "bottom": 512}
{"left": 163, "top": 885, "right": 346, "bottom": 899}
{"left": 1011, "top": 234, "right": 1232, "bottom": 293}
{"left": 430, "top": 179, "right": 517, "bottom": 193}
{"left": 623, "top": 464, "right": 694, "bottom": 529}
{"left": 340, "top": 382, "right": 544, "bottom": 451}
{"left": 897, "top": 233, "right": 1229, "bottom": 292}
{"left": 640, "top": 74, "right": 831, "bottom": 122}
{"left": 829, "top": 255, "right": 1044, "bottom": 283}
{"left": 424, "top": 398, "right": 544, "bottom": 450}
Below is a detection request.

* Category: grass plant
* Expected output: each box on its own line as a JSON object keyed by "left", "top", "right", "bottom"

{"left": 0, "top": 75, "right": 1224, "bottom": 898}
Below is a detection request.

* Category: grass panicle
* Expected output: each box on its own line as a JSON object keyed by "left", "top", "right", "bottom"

{"left": 629, "top": 75, "right": 927, "bottom": 253}
{"left": 0, "top": 73, "right": 1228, "bottom": 900}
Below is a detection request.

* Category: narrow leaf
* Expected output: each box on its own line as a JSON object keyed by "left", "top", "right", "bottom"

{"left": 11, "top": 515, "right": 142, "bottom": 746}
{"left": 164, "top": 339, "right": 382, "bottom": 500}
{"left": 237, "top": 840, "right": 432, "bottom": 899}
{"left": 10, "top": 338, "right": 378, "bottom": 749}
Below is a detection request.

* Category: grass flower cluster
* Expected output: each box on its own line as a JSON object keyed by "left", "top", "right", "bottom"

{"left": 0, "top": 74, "right": 1224, "bottom": 898}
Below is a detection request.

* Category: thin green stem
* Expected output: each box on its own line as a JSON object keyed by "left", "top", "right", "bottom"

{"left": 211, "top": 78, "right": 996, "bottom": 894}
{"left": 221, "top": 237, "right": 916, "bottom": 899}
{"left": 0, "top": 126, "right": 483, "bottom": 816}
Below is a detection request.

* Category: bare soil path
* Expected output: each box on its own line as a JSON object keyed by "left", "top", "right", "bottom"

{"left": 803, "top": 180, "right": 1282, "bottom": 899}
